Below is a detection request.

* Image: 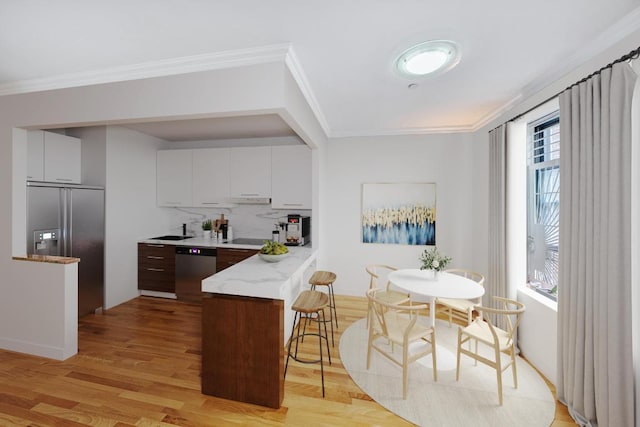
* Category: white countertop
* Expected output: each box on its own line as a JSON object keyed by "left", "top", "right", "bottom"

{"left": 201, "top": 246, "right": 317, "bottom": 299}
{"left": 139, "top": 236, "right": 268, "bottom": 249}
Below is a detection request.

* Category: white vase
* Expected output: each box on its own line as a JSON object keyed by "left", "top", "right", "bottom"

{"left": 426, "top": 269, "right": 438, "bottom": 281}
{"left": 203, "top": 230, "right": 212, "bottom": 239}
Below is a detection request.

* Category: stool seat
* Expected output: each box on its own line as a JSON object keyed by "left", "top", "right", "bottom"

{"left": 292, "top": 290, "right": 329, "bottom": 314}
{"left": 285, "top": 290, "right": 332, "bottom": 397}
{"left": 309, "top": 271, "right": 337, "bottom": 286}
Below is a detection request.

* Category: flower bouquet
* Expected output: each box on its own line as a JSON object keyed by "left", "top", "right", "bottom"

{"left": 419, "top": 247, "right": 451, "bottom": 278}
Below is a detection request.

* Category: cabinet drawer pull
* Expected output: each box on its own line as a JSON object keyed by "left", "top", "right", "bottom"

{"left": 202, "top": 202, "right": 220, "bottom": 205}
{"left": 227, "top": 249, "right": 249, "bottom": 253}
{"left": 283, "top": 203, "right": 303, "bottom": 206}
{"left": 147, "top": 255, "right": 164, "bottom": 260}
{"left": 56, "top": 178, "right": 73, "bottom": 182}
{"left": 240, "top": 193, "right": 259, "bottom": 196}
{"left": 146, "top": 244, "right": 165, "bottom": 248}
{"left": 146, "top": 267, "right": 165, "bottom": 272}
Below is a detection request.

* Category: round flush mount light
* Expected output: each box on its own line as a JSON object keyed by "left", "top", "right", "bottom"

{"left": 395, "top": 40, "right": 461, "bottom": 78}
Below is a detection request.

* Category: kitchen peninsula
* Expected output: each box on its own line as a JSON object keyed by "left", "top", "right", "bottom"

{"left": 200, "top": 246, "right": 317, "bottom": 409}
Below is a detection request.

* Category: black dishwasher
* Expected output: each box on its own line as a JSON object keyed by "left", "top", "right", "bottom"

{"left": 175, "top": 246, "right": 217, "bottom": 302}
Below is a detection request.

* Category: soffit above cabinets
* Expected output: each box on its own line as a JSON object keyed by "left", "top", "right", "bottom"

{"left": 121, "top": 114, "right": 297, "bottom": 142}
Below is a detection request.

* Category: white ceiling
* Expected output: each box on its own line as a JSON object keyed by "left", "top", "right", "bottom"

{"left": 1, "top": 1, "right": 639, "bottom": 141}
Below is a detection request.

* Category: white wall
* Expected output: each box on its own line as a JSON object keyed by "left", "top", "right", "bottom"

{"left": 518, "top": 287, "right": 558, "bottom": 385}
{"left": 0, "top": 260, "right": 78, "bottom": 359}
{"left": 103, "top": 126, "right": 172, "bottom": 309}
{"left": 68, "top": 126, "right": 107, "bottom": 187}
{"left": 323, "top": 133, "right": 484, "bottom": 297}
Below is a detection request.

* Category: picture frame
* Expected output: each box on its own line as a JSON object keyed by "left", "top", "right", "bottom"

{"left": 361, "top": 182, "right": 436, "bottom": 245}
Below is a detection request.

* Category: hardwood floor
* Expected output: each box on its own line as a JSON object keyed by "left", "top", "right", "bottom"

{"left": 0, "top": 294, "right": 575, "bottom": 426}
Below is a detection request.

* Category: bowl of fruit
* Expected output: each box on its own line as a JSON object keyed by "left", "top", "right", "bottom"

{"left": 259, "top": 240, "right": 289, "bottom": 263}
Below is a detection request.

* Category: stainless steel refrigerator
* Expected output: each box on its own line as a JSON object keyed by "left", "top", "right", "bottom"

{"left": 27, "top": 182, "right": 105, "bottom": 317}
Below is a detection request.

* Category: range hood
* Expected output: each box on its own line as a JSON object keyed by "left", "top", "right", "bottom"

{"left": 230, "top": 197, "right": 271, "bottom": 204}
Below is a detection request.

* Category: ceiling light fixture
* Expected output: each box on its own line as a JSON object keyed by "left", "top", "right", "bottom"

{"left": 395, "top": 40, "right": 461, "bottom": 78}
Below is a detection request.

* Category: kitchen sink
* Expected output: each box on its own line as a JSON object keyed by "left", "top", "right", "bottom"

{"left": 151, "top": 235, "right": 193, "bottom": 241}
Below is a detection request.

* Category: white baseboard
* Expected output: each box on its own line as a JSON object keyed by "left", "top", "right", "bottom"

{"left": 0, "top": 336, "right": 76, "bottom": 361}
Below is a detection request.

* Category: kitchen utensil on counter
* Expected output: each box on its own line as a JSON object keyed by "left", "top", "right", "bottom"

{"left": 272, "top": 224, "right": 281, "bottom": 242}
{"left": 214, "top": 213, "right": 229, "bottom": 241}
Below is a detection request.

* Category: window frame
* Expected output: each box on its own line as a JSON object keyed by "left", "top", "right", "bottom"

{"left": 526, "top": 110, "right": 560, "bottom": 301}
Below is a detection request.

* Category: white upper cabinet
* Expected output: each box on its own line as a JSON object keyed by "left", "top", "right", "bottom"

{"left": 271, "top": 145, "right": 312, "bottom": 209}
{"left": 27, "top": 130, "right": 82, "bottom": 184}
{"left": 229, "top": 146, "right": 271, "bottom": 198}
{"left": 27, "top": 131, "right": 44, "bottom": 181}
{"left": 157, "top": 150, "right": 192, "bottom": 206}
{"left": 43, "top": 132, "right": 82, "bottom": 184}
{"left": 192, "top": 148, "right": 231, "bottom": 206}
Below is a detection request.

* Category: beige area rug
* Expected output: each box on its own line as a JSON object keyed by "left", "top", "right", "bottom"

{"left": 340, "top": 318, "right": 555, "bottom": 427}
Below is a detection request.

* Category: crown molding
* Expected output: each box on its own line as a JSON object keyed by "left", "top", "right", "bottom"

{"left": 330, "top": 123, "right": 474, "bottom": 138}
{"left": 469, "top": 94, "right": 524, "bottom": 132}
{"left": 0, "top": 44, "right": 292, "bottom": 96}
{"left": 284, "top": 47, "right": 331, "bottom": 138}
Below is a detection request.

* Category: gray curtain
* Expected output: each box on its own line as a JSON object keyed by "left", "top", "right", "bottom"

{"left": 488, "top": 124, "right": 508, "bottom": 328}
{"left": 557, "top": 62, "right": 636, "bottom": 427}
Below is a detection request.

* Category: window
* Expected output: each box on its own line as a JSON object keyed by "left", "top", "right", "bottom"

{"left": 527, "top": 111, "right": 560, "bottom": 301}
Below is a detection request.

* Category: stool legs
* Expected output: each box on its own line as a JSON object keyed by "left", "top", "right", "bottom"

{"left": 310, "top": 283, "right": 337, "bottom": 346}
{"left": 284, "top": 308, "right": 331, "bottom": 397}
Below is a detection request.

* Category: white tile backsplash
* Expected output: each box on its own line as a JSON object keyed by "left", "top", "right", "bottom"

{"left": 164, "top": 204, "right": 310, "bottom": 240}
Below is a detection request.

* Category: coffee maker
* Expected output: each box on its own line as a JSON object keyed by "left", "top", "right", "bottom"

{"left": 284, "top": 215, "right": 310, "bottom": 246}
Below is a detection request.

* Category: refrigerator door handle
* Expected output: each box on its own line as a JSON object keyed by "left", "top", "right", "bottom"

{"left": 68, "top": 189, "right": 73, "bottom": 256}
{"left": 60, "top": 188, "right": 68, "bottom": 256}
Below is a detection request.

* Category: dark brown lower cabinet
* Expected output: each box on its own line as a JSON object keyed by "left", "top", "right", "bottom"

{"left": 201, "top": 293, "right": 284, "bottom": 409}
{"left": 216, "top": 248, "right": 259, "bottom": 272}
{"left": 138, "top": 243, "right": 175, "bottom": 293}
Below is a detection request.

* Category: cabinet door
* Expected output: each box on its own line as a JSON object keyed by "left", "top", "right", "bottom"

{"left": 157, "top": 150, "right": 192, "bottom": 206}
{"left": 216, "top": 248, "right": 259, "bottom": 272}
{"left": 27, "top": 130, "right": 44, "bottom": 181}
{"left": 271, "top": 145, "right": 312, "bottom": 209}
{"left": 43, "top": 132, "right": 81, "bottom": 184}
{"left": 192, "top": 148, "right": 230, "bottom": 206}
{"left": 138, "top": 243, "right": 176, "bottom": 293}
{"left": 229, "top": 146, "right": 271, "bottom": 198}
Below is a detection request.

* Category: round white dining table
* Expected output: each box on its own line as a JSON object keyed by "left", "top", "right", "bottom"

{"left": 387, "top": 269, "right": 485, "bottom": 329}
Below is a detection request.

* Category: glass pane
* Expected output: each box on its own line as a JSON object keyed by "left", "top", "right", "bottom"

{"left": 527, "top": 112, "right": 560, "bottom": 301}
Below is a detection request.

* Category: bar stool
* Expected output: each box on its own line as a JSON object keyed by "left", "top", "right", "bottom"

{"left": 284, "top": 290, "right": 332, "bottom": 397}
{"left": 309, "top": 270, "right": 337, "bottom": 346}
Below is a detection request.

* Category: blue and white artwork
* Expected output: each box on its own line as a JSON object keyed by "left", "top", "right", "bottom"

{"left": 361, "top": 182, "right": 436, "bottom": 245}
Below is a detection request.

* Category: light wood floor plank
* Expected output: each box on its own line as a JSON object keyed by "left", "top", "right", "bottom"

{"left": 0, "top": 294, "right": 575, "bottom": 426}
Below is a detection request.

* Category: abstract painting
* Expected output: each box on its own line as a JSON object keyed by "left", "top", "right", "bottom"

{"left": 361, "top": 182, "right": 436, "bottom": 245}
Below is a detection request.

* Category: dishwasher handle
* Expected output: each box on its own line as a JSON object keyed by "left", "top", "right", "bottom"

{"left": 175, "top": 247, "right": 217, "bottom": 256}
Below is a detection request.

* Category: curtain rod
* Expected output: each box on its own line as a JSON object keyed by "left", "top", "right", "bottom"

{"left": 490, "top": 45, "right": 640, "bottom": 132}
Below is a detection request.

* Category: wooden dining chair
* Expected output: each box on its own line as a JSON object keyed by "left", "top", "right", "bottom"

{"left": 365, "top": 265, "right": 410, "bottom": 326}
{"left": 455, "top": 296, "right": 525, "bottom": 405}
{"left": 366, "top": 288, "right": 437, "bottom": 399}
{"left": 436, "top": 269, "right": 485, "bottom": 326}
